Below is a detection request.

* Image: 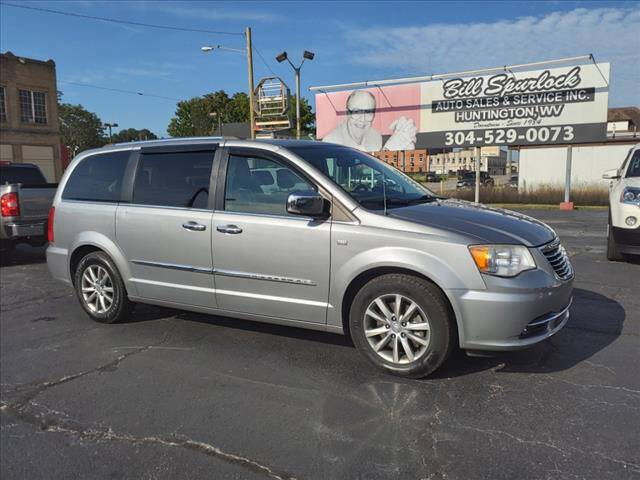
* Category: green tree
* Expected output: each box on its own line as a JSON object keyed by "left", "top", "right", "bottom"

{"left": 227, "top": 92, "right": 250, "bottom": 123}
{"left": 167, "top": 89, "right": 315, "bottom": 138}
{"left": 287, "top": 95, "right": 315, "bottom": 136}
{"left": 58, "top": 103, "right": 106, "bottom": 155}
{"left": 112, "top": 128, "right": 158, "bottom": 143}
{"left": 167, "top": 90, "right": 249, "bottom": 137}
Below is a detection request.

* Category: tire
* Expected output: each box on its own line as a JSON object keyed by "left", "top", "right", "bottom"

{"left": 73, "top": 251, "right": 133, "bottom": 324}
{"left": 349, "top": 273, "right": 455, "bottom": 378}
{"left": 606, "top": 211, "right": 624, "bottom": 262}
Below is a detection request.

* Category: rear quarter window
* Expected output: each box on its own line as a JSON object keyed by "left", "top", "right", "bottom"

{"left": 62, "top": 151, "right": 130, "bottom": 202}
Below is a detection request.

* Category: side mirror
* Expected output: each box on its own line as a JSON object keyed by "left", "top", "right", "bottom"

{"left": 602, "top": 168, "right": 620, "bottom": 180}
{"left": 286, "top": 191, "right": 329, "bottom": 217}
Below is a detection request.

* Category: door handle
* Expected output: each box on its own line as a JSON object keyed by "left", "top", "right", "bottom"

{"left": 182, "top": 221, "right": 206, "bottom": 232}
{"left": 216, "top": 224, "right": 243, "bottom": 234}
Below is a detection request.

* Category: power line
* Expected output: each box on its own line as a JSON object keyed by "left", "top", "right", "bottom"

{"left": 253, "top": 46, "right": 277, "bottom": 77}
{"left": 0, "top": 2, "right": 243, "bottom": 36}
{"left": 59, "top": 81, "right": 180, "bottom": 101}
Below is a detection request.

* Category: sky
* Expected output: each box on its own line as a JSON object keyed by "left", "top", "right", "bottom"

{"left": 1, "top": 0, "right": 638, "bottom": 137}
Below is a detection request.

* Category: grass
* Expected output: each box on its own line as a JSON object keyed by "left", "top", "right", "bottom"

{"left": 440, "top": 185, "right": 609, "bottom": 206}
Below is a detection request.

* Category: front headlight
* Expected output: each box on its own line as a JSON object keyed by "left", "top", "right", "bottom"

{"left": 621, "top": 187, "right": 640, "bottom": 205}
{"left": 468, "top": 244, "right": 536, "bottom": 277}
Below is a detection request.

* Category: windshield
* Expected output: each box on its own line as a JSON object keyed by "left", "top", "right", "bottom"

{"left": 626, "top": 150, "right": 640, "bottom": 178}
{"left": 288, "top": 145, "right": 436, "bottom": 210}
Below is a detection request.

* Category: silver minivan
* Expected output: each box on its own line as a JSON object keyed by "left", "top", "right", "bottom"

{"left": 47, "top": 138, "right": 573, "bottom": 377}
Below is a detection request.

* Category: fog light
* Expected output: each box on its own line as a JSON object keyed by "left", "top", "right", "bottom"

{"left": 625, "top": 216, "right": 637, "bottom": 227}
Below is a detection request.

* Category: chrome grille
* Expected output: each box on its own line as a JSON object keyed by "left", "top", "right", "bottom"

{"left": 540, "top": 239, "right": 573, "bottom": 280}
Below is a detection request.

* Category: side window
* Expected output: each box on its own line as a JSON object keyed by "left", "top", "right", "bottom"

{"left": 224, "top": 155, "right": 315, "bottom": 216}
{"left": 62, "top": 151, "right": 129, "bottom": 202}
{"left": 133, "top": 151, "right": 214, "bottom": 208}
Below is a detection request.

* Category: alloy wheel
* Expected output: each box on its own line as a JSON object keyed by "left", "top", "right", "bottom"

{"left": 81, "top": 265, "right": 114, "bottom": 314}
{"left": 364, "top": 294, "right": 431, "bottom": 364}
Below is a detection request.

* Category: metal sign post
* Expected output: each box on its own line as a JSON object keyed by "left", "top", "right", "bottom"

{"left": 561, "top": 145, "right": 574, "bottom": 209}
{"left": 475, "top": 147, "right": 481, "bottom": 203}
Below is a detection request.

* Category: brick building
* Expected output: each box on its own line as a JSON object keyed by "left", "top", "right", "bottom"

{"left": 429, "top": 147, "right": 507, "bottom": 175}
{"left": 0, "top": 52, "right": 62, "bottom": 182}
{"left": 372, "top": 149, "right": 429, "bottom": 173}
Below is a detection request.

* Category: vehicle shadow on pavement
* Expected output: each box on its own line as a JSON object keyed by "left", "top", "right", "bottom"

{"left": 127, "top": 303, "right": 354, "bottom": 347}
{"left": 433, "top": 287, "right": 625, "bottom": 378}
{"left": 126, "top": 287, "right": 623, "bottom": 379}
{"left": 0, "top": 245, "right": 47, "bottom": 267}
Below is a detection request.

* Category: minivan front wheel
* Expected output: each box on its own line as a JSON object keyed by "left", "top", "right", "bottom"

{"left": 74, "top": 251, "right": 133, "bottom": 324}
{"left": 350, "top": 274, "right": 455, "bottom": 378}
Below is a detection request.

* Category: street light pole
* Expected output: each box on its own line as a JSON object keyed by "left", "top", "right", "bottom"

{"left": 209, "top": 112, "right": 222, "bottom": 135}
{"left": 200, "top": 28, "right": 256, "bottom": 140}
{"left": 295, "top": 67, "right": 301, "bottom": 139}
{"left": 276, "top": 50, "right": 314, "bottom": 139}
{"left": 104, "top": 122, "right": 118, "bottom": 143}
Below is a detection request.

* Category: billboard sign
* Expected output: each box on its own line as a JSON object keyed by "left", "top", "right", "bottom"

{"left": 314, "top": 62, "right": 609, "bottom": 151}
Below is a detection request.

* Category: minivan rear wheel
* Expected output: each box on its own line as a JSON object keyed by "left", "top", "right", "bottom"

{"left": 349, "top": 273, "right": 455, "bottom": 378}
{"left": 74, "top": 251, "right": 133, "bottom": 324}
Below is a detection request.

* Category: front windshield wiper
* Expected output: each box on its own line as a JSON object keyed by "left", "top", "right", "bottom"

{"left": 387, "top": 195, "right": 438, "bottom": 206}
{"left": 359, "top": 195, "right": 437, "bottom": 208}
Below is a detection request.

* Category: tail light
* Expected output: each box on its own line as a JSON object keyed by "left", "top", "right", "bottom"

{"left": 1, "top": 192, "right": 19, "bottom": 217}
{"left": 47, "top": 206, "right": 55, "bottom": 243}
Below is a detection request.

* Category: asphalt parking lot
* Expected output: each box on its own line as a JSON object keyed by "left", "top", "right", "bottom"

{"left": 1, "top": 208, "right": 638, "bottom": 480}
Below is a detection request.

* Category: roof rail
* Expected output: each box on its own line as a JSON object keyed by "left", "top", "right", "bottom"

{"left": 113, "top": 136, "right": 233, "bottom": 146}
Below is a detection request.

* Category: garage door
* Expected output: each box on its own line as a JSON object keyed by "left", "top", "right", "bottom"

{"left": 21, "top": 145, "right": 56, "bottom": 182}
{"left": 0, "top": 144, "right": 13, "bottom": 161}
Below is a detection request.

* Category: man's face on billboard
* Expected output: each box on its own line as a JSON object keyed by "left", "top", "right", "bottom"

{"left": 346, "top": 92, "right": 376, "bottom": 143}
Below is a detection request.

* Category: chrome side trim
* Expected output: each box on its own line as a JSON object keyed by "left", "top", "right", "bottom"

{"left": 129, "top": 278, "right": 216, "bottom": 294}
{"left": 213, "top": 268, "right": 317, "bottom": 286}
{"left": 132, "top": 259, "right": 213, "bottom": 274}
{"left": 215, "top": 288, "right": 327, "bottom": 307}
{"left": 213, "top": 209, "right": 317, "bottom": 222}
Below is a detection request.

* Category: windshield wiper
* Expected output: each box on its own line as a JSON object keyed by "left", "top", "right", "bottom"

{"left": 359, "top": 195, "right": 437, "bottom": 209}
{"left": 385, "top": 195, "right": 438, "bottom": 206}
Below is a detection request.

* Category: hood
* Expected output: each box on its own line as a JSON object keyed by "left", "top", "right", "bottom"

{"left": 620, "top": 177, "right": 640, "bottom": 189}
{"left": 388, "top": 199, "right": 556, "bottom": 247}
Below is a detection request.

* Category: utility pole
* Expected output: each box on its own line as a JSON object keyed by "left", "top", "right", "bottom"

{"left": 245, "top": 27, "right": 256, "bottom": 139}
{"left": 200, "top": 36, "right": 255, "bottom": 139}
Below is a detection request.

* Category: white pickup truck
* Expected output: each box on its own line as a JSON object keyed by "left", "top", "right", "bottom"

{"left": 602, "top": 144, "right": 640, "bottom": 261}
{"left": 1, "top": 162, "right": 57, "bottom": 252}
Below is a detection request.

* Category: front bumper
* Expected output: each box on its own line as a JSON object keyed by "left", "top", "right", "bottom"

{"left": 447, "top": 267, "right": 574, "bottom": 351}
{"left": 611, "top": 226, "right": 640, "bottom": 255}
